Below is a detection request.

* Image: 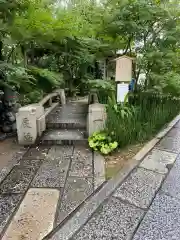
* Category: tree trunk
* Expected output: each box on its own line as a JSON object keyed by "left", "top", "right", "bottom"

{"left": 21, "top": 45, "right": 27, "bottom": 67}
{"left": 0, "top": 41, "right": 4, "bottom": 61}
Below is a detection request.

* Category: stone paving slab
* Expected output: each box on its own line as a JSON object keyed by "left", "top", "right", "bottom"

{"left": 18, "top": 158, "right": 42, "bottom": 169}
{"left": 0, "top": 146, "right": 27, "bottom": 184}
{"left": 0, "top": 193, "right": 23, "bottom": 232}
{"left": 0, "top": 163, "right": 41, "bottom": 194}
{"left": 71, "top": 197, "right": 144, "bottom": 240}
{"left": 69, "top": 146, "right": 93, "bottom": 178}
{"left": 31, "top": 156, "right": 71, "bottom": 188}
{"left": 156, "top": 136, "right": 180, "bottom": 153}
{"left": 42, "top": 129, "right": 85, "bottom": 141}
{"left": 23, "top": 146, "right": 49, "bottom": 159}
{"left": 140, "top": 149, "right": 177, "bottom": 174}
{"left": 174, "top": 120, "right": 180, "bottom": 128}
{"left": 2, "top": 188, "right": 59, "bottom": 240}
{"left": 133, "top": 192, "right": 180, "bottom": 240}
{"left": 56, "top": 177, "right": 93, "bottom": 225}
{"left": 47, "top": 146, "right": 74, "bottom": 158}
{"left": 166, "top": 127, "right": 180, "bottom": 137}
{"left": 0, "top": 139, "right": 26, "bottom": 170}
{"left": 94, "top": 152, "right": 105, "bottom": 190}
{"left": 47, "top": 159, "right": 140, "bottom": 240}
{"left": 113, "top": 167, "right": 164, "bottom": 209}
{"left": 161, "top": 154, "right": 180, "bottom": 200}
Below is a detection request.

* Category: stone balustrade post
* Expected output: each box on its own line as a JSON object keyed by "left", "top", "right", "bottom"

{"left": 87, "top": 103, "right": 107, "bottom": 136}
{"left": 16, "top": 104, "right": 44, "bottom": 145}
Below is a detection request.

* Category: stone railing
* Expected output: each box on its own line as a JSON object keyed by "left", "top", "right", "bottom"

{"left": 16, "top": 89, "right": 66, "bottom": 145}
{"left": 87, "top": 91, "right": 107, "bottom": 136}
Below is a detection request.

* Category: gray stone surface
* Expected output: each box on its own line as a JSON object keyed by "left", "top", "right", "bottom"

{"left": 156, "top": 136, "right": 180, "bottom": 153}
{"left": 2, "top": 188, "right": 59, "bottom": 240}
{"left": 56, "top": 177, "right": 93, "bottom": 224}
{"left": 140, "top": 149, "right": 177, "bottom": 174}
{"left": 161, "top": 154, "right": 180, "bottom": 199}
{"left": 31, "top": 156, "right": 71, "bottom": 188}
{"left": 69, "top": 146, "right": 93, "bottom": 178}
{"left": 133, "top": 138, "right": 160, "bottom": 161}
{"left": 47, "top": 159, "right": 139, "bottom": 240}
{"left": 0, "top": 168, "right": 10, "bottom": 184}
{"left": 0, "top": 165, "right": 39, "bottom": 194}
{"left": 72, "top": 197, "right": 144, "bottom": 240}
{"left": 47, "top": 146, "right": 73, "bottom": 158}
{"left": 133, "top": 192, "right": 180, "bottom": 240}
{"left": 113, "top": 167, "right": 164, "bottom": 209}
{"left": 166, "top": 127, "right": 180, "bottom": 138}
{"left": 23, "top": 146, "right": 49, "bottom": 159}
{"left": 42, "top": 129, "right": 85, "bottom": 141}
{"left": 0, "top": 194, "right": 23, "bottom": 232}
{"left": 46, "top": 103, "right": 87, "bottom": 128}
{"left": 18, "top": 158, "right": 42, "bottom": 169}
{"left": 94, "top": 152, "right": 105, "bottom": 190}
{"left": 0, "top": 146, "right": 27, "bottom": 184}
{"left": 174, "top": 120, "right": 180, "bottom": 128}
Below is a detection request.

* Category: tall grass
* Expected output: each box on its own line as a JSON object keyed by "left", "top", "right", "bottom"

{"left": 106, "top": 93, "right": 180, "bottom": 148}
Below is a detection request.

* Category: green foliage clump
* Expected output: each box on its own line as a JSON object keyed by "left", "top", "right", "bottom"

{"left": 88, "top": 79, "right": 115, "bottom": 104}
{"left": 19, "top": 89, "right": 44, "bottom": 105}
{"left": 88, "top": 131, "right": 118, "bottom": 155}
{"left": 28, "top": 66, "right": 64, "bottom": 93}
{"left": 106, "top": 94, "right": 180, "bottom": 147}
{"left": 0, "top": 62, "right": 36, "bottom": 92}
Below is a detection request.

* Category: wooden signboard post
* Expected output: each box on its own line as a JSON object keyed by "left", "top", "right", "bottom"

{"left": 114, "top": 55, "right": 134, "bottom": 102}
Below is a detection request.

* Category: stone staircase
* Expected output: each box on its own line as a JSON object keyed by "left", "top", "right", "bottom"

{"left": 41, "top": 101, "right": 88, "bottom": 145}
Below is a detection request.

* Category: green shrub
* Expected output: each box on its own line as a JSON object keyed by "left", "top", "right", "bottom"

{"left": 88, "top": 131, "right": 118, "bottom": 155}
{"left": 87, "top": 79, "right": 115, "bottom": 104}
{"left": 19, "top": 89, "right": 44, "bottom": 105}
{"left": 106, "top": 94, "right": 180, "bottom": 148}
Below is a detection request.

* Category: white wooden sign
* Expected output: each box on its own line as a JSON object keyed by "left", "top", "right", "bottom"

{"left": 115, "top": 56, "right": 133, "bottom": 83}
{"left": 117, "top": 83, "right": 129, "bottom": 103}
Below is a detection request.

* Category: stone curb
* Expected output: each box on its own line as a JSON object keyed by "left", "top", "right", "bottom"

{"left": 44, "top": 113, "right": 180, "bottom": 240}
{"left": 93, "top": 152, "right": 106, "bottom": 190}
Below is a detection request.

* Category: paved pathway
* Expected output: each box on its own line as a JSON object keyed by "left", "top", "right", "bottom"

{"left": 0, "top": 101, "right": 105, "bottom": 239}
{"left": 2, "top": 102, "right": 180, "bottom": 239}
{"left": 66, "top": 121, "right": 180, "bottom": 240}
{"left": 0, "top": 145, "right": 105, "bottom": 239}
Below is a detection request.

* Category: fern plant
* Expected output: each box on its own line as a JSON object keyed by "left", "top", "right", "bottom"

{"left": 28, "top": 66, "right": 64, "bottom": 92}
{"left": 0, "top": 62, "right": 36, "bottom": 92}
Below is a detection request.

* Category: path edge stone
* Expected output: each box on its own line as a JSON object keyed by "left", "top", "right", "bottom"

{"left": 93, "top": 152, "right": 106, "bottom": 190}
{"left": 43, "top": 113, "right": 180, "bottom": 240}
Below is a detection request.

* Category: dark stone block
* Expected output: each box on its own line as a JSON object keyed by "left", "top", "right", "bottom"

{"left": 23, "top": 146, "right": 49, "bottom": 160}
{"left": 133, "top": 193, "right": 180, "bottom": 240}
{"left": 0, "top": 165, "right": 39, "bottom": 194}
{"left": 56, "top": 177, "right": 93, "bottom": 224}
{"left": 31, "top": 156, "right": 71, "bottom": 188}
{"left": 72, "top": 197, "right": 144, "bottom": 240}
{"left": 0, "top": 193, "right": 23, "bottom": 232}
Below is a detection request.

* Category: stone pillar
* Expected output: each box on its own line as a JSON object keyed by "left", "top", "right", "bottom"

{"left": 16, "top": 104, "right": 44, "bottom": 145}
{"left": 87, "top": 103, "right": 107, "bottom": 136}
{"left": 53, "top": 89, "right": 66, "bottom": 105}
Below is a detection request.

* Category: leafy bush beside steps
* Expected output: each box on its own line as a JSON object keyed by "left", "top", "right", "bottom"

{"left": 88, "top": 131, "right": 118, "bottom": 155}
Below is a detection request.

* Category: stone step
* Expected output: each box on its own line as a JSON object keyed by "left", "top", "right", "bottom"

{"left": 51, "top": 103, "right": 88, "bottom": 115}
{"left": 41, "top": 129, "right": 88, "bottom": 145}
{"left": 46, "top": 103, "right": 87, "bottom": 130}
{"left": 47, "top": 116, "right": 86, "bottom": 130}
